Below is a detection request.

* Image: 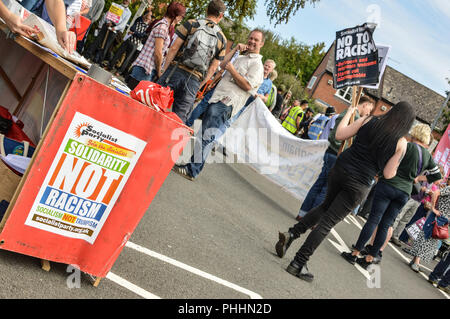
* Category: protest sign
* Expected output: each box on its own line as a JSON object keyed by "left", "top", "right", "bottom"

{"left": 0, "top": 74, "right": 191, "bottom": 277}
{"left": 361, "top": 44, "right": 391, "bottom": 90}
{"left": 433, "top": 123, "right": 450, "bottom": 178}
{"left": 334, "top": 23, "right": 379, "bottom": 89}
{"left": 105, "top": 3, "right": 124, "bottom": 24}
{"left": 23, "top": 112, "right": 146, "bottom": 244}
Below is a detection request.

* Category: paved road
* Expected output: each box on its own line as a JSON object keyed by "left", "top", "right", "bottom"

{"left": 0, "top": 156, "right": 448, "bottom": 300}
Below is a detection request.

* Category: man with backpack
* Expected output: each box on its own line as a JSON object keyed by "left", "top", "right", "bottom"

{"left": 157, "top": 0, "right": 227, "bottom": 124}
{"left": 172, "top": 29, "right": 265, "bottom": 180}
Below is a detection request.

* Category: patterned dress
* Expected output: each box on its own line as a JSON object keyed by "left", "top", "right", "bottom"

{"left": 410, "top": 185, "right": 450, "bottom": 263}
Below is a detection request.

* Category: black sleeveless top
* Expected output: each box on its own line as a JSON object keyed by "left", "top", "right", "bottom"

{"left": 335, "top": 117, "right": 396, "bottom": 186}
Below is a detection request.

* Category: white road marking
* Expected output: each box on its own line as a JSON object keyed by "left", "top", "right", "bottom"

{"left": 347, "top": 215, "right": 363, "bottom": 229}
{"left": 125, "top": 241, "right": 263, "bottom": 299}
{"left": 106, "top": 272, "right": 161, "bottom": 299}
{"left": 339, "top": 216, "right": 449, "bottom": 299}
{"left": 327, "top": 228, "right": 371, "bottom": 280}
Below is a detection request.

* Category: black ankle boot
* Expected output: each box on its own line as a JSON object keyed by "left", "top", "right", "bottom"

{"left": 286, "top": 260, "right": 314, "bottom": 282}
{"left": 356, "top": 257, "right": 373, "bottom": 270}
{"left": 341, "top": 251, "right": 357, "bottom": 265}
{"left": 275, "top": 231, "right": 295, "bottom": 258}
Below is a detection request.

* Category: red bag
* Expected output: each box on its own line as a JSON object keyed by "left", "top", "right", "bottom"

{"left": 0, "top": 106, "right": 35, "bottom": 147}
{"left": 130, "top": 81, "right": 174, "bottom": 113}
{"left": 432, "top": 220, "right": 449, "bottom": 240}
{"left": 69, "top": 15, "right": 91, "bottom": 42}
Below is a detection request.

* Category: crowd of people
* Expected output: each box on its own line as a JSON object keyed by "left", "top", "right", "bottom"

{"left": 2, "top": 0, "right": 448, "bottom": 295}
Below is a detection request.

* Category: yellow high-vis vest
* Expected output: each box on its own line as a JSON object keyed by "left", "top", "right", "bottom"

{"left": 282, "top": 106, "right": 304, "bottom": 134}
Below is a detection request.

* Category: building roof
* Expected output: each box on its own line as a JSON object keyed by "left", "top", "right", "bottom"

{"left": 324, "top": 43, "right": 447, "bottom": 129}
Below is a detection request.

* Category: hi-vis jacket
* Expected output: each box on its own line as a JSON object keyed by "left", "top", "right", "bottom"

{"left": 282, "top": 106, "right": 304, "bottom": 134}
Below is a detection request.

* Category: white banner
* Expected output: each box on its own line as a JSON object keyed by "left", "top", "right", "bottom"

{"left": 219, "top": 99, "right": 329, "bottom": 202}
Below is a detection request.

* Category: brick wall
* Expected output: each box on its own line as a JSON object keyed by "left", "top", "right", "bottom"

{"left": 308, "top": 73, "right": 351, "bottom": 114}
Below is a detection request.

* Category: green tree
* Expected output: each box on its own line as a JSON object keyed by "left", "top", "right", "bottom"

{"left": 258, "top": 29, "right": 326, "bottom": 87}
{"left": 264, "top": 0, "right": 320, "bottom": 25}
{"left": 146, "top": 0, "right": 257, "bottom": 22}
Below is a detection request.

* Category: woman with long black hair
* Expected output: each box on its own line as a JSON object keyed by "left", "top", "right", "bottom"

{"left": 275, "top": 101, "right": 416, "bottom": 282}
{"left": 341, "top": 123, "right": 442, "bottom": 268}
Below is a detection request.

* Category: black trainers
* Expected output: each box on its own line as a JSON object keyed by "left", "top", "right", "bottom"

{"left": 360, "top": 244, "right": 372, "bottom": 256}
{"left": 437, "top": 285, "right": 450, "bottom": 294}
{"left": 428, "top": 277, "right": 439, "bottom": 285}
{"left": 373, "top": 251, "right": 382, "bottom": 264}
{"left": 286, "top": 260, "right": 314, "bottom": 282}
{"left": 341, "top": 251, "right": 357, "bottom": 265}
{"left": 275, "top": 232, "right": 295, "bottom": 258}
{"left": 172, "top": 165, "right": 195, "bottom": 181}
{"left": 402, "top": 247, "right": 413, "bottom": 255}
{"left": 356, "top": 257, "right": 373, "bottom": 270}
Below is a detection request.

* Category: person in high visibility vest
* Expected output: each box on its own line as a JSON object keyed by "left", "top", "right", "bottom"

{"left": 282, "top": 100, "right": 309, "bottom": 134}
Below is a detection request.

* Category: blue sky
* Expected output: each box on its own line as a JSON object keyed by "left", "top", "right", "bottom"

{"left": 245, "top": 0, "right": 450, "bottom": 97}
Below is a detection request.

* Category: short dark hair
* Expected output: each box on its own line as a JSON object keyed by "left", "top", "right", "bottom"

{"left": 300, "top": 100, "right": 309, "bottom": 106}
{"left": 207, "top": 0, "right": 226, "bottom": 17}
{"left": 358, "top": 96, "right": 375, "bottom": 105}
{"left": 250, "top": 28, "right": 265, "bottom": 43}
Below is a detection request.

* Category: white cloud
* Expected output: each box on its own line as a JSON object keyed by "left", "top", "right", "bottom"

{"left": 428, "top": 0, "right": 450, "bottom": 19}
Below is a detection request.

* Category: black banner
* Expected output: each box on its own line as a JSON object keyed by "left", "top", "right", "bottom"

{"left": 334, "top": 23, "right": 379, "bottom": 89}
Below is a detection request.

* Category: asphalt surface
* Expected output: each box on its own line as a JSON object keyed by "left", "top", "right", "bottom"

{"left": 0, "top": 150, "right": 448, "bottom": 300}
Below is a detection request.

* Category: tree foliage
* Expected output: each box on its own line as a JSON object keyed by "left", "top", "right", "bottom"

{"left": 437, "top": 80, "right": 450, "bottom": 135}
{"left": 147, "top": 0, "right": 256, "bottom": 22}
{"left": 264, "top": 0, "right": 320, "bottom": 25}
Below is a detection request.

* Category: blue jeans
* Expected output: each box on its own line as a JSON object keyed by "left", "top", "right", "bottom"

{"left": 130, "top": 66, "right": 156, "bottom": 82}
{"left": 354, "top": 181, "right": 410, "bottom": 257}
{"left": 157, "top": 65, "right": 200, "bottom": 124}
{"left": 185, "top": 101, "right": 232, "bottom": 177}
{"left": 186, "top": 88, "right": 216, "bottom": 127}
{"left": 244, "top": 96, "right": 255, "bottom": 107}
{"left": 298, "top": 150, "right": 337, "bottom": 217}
{"left": 429, "top": 250, "right": 450, "bottom": 287}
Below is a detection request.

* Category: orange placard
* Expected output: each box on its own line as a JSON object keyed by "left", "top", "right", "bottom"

{"left": 0, "top": 74, "right": 192, "bottom": 277}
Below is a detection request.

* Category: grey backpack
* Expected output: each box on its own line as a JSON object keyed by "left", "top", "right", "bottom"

{"left": 181, "top": 20, "right": 221, "bottom": 77}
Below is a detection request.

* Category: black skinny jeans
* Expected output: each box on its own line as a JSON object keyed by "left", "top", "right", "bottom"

{"left": 289, "top": 164, "right": 371, "bottom": 265}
